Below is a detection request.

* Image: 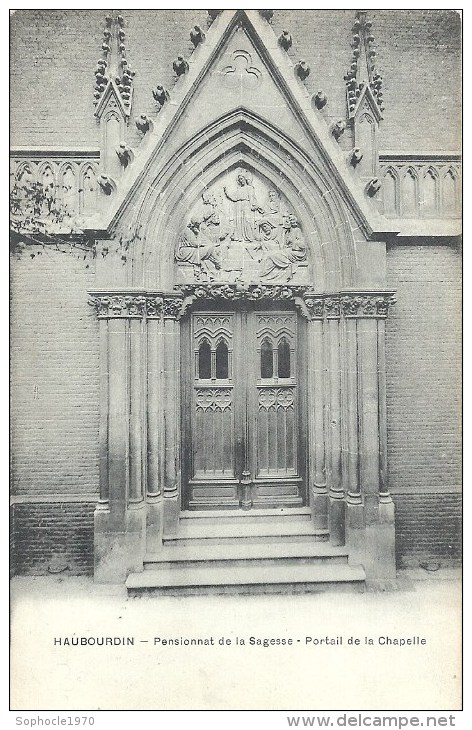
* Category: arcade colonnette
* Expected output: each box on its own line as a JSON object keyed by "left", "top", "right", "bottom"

{"left": 10, "top": 10, "right": 461, "bottom": 592}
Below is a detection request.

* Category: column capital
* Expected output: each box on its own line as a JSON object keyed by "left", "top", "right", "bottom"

{"left": 340, "top": 292, "right": 396, "bottom": 318}
{"left": 301, "top": 291, "right": 396, "bottom": 320}
{"left": 88, "top": 291, "right": 184, "bottom": 319}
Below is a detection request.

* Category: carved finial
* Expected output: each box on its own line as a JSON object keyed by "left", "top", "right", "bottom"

{"left": 349, "top": 147, "right": 364, "bottom": 167}
{"left": 116, "top": 143, "right": 133, "bottom": 167}
{"left": 173, "top": 56, "right": 189, "bottom": 77}
{"left": 152, "top": 85, "right": 170, "bottom": 107}
{"left": 135, "top": 114, "right": 151, "bottom": 134}
{"left": 365, "top": 178, "right": 381, "bottom": 197}
{"left": 346, "top": 10, "right": 384, "bottom": 116}
{"left": 259, "top": 10, "right": 274, "bottom": 21}
{"left": 98, "top": 175, "right": 114, "bottom": 195}
{"left": 313, "top": 91, "right": 328, "bottom": 110}
{"left": 295, "top": 60, "right": 310, "bottom": 81}
{"left": 190, "top": 25, "right": 205, "bottom": 47}
{"left": 278, "top": 31, "right": 292, "bottom": 51}
{"left": 331, "top": 120, "right": 346, "bottom": 141}
{"left": 93, "top": 11, "right": 134, "bottom": 115}
{"left": 207, "top": 10, "right": 222, "bottom": 22}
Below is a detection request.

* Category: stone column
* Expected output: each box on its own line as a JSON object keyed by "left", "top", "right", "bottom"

{"left": 341, "top": 293, "right": 396, "bottom": 583}
{"left": 342, "top": 313, "right": 363, "bottom": 534}
{"left": 162, "top": 296, "right": 183, "bottom": 537}
{"left": 325, "top": 296, "right": 345, "bottom": 546}
{"left": 145, "top": 296, "right": 164, "bottom": 554}
{"left": 97, "top": 316, "right": 109, "bottom": 507}
{"left": 305, "top": 297, "right": 328, "bottom": 531}
{"left": 377, "top": 314, "right": 396, "bottom": 545}
{"left": 91, "top": 294, "right": 146, "bottom": 583}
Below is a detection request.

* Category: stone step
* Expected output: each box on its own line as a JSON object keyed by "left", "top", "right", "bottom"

{"left": 179, "top": 507, "right": 312, "bottom": 525}
{"left": 144, "top": 541, "right": 349, "bottom": 570}
{"left": 164, "top": 519, "right": 327, "bottom": 546}
{"left": 126, "top": 563, "right": 366, "bottom": 596}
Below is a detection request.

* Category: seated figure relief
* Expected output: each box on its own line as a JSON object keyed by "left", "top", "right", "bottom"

{"left": 175, "top": 169, "right": 308, "bottom": 283}
{"left": 175, "top": 217, "right": 222, "bottom": 279}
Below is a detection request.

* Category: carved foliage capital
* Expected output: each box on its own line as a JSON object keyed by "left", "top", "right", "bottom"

{"left": 146, "top": 296, "right": 164, "bottom": 318}
{"left": 89, "top": 290, "right": 396, "bottom": 320}
{"left": 340, "top": 294, "right": 396, "bottom": 318}
{"left": 89, "top": 293, "right": 183, "bottom": 319}
{"left": 162, "top": 297, "right": 184, "bottom": 319}
{"left": 324, "top": 296, "right": 341, "bottom": 319}
{"left": 179, "top": 283, "right": 311, "bottom": 304}
{"left": 303, "top": 296, "right": 324, "bottom": 319}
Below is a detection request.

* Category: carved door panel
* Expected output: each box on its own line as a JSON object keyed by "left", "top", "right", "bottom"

{"left": 182, "top": 309, "right": 306, "bottom": 509}
{"left": 250, "top": 312, "right": 303, "bottom": 506}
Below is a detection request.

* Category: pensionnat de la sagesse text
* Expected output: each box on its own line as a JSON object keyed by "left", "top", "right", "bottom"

{"left": 52, "top": 635, "right": 427, "bottom": 648}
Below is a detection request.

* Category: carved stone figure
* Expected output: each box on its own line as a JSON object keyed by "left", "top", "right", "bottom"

{"left": 175, "top": 170, "right": 309, "bottom": 284}
{"left": 263, "top": 188, "right": 282, "bottom": 224}
{"left": 175, "top": 217, "right": 221, "bottom": 279}
{"left": 223, "top": 170, "right": 263, "bottom": 242}
{"left": 260, "top": 214, "right": 307, "bottom": 282}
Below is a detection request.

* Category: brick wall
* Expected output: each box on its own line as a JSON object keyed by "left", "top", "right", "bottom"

{"left": 10, "top": 9, "right": 461, "bottom": 152}
{"left": 394, "top": 493, "right": 461, "bottom": 567}
{"left": 386, "top": 243, "right": 462, "bottom": 565}
{"left": 10, "top": 246, "right": 99, "bottom": 499}
{"left": 10, "top": 245, "right": 99, "bottom": 574}
{"left": 12, "top": 502, "right": 95, "bottom": 575}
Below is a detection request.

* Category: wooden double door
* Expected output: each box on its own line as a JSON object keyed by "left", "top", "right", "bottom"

{"left": 181, "top": 306, "right": 307, "bottom": 509}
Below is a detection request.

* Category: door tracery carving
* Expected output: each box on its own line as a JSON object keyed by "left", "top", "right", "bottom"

{"left": 183, "top": 308, "right": 305, "bottom": 509}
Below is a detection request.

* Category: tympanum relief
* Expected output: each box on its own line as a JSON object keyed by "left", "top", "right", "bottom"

{"left": 175, "top": 169, "right": 309, "bottom": 284}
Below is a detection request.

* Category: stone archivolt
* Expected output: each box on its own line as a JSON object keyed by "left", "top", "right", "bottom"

{"left": 89, "top": 289, "right": 395, "bottom": 320}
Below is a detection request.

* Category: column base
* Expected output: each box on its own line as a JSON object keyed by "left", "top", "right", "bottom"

{"left": 346, "top": 498, "right": 396, "bottom": 584}
{"left": 163, "top": 493, "right": 180, "bottom": 537}
{"left": 311, "top": 486, "right": 328, "bottom": 531}
{"left": 146, "top": 495, "right": 164, "bottom": 554}
{"left": 94, "top": 502, "right": 146, "bottom": 583}
{"left": 328, "top": 494, "right": 346, "bottom": 546}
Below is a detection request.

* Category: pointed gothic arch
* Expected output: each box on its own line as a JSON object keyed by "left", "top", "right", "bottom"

{"left": 382, "top": 166, "right": 400, "bottom": 216}
{"left": 442, "top": 167, "right": 459, "bottom": 215}
{"left": 59, "top": 162, "right": 78, "bottom": 214}
{"left": 79, "top": 163, "right": 98, "bottom": 216}
{"left": 89, "top": 10, "right": 397, "bottom": 587}
{"left": 422, "top": 166, "right": 439, "bottom": 217}
{"left": 117, "top": 109, "right": 359, "bottom": 292}
{"left": 401, "top": 166, "right": 419, "bottom": 217}
{"left": 15, "top": 161, "right": 36, "bottom": 185}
